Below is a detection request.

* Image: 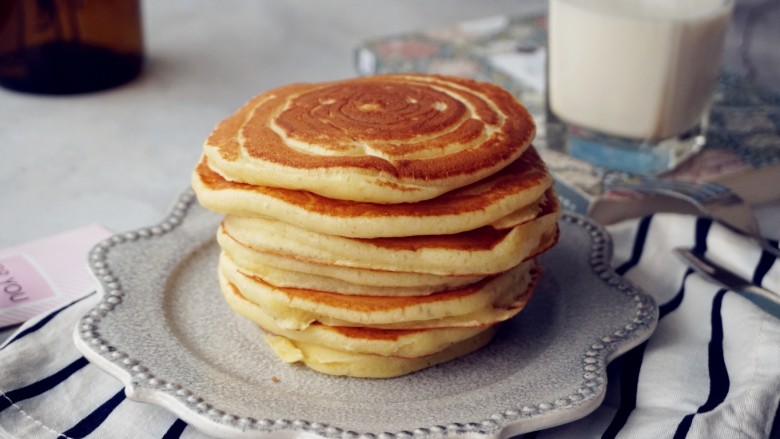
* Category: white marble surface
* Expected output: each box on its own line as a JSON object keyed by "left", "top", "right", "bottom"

{"left": 1, "top": 0, "right": 549, "bottom": 249}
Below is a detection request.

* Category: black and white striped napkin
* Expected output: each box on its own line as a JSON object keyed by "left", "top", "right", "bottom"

{"left": 1, "top": 213, "right": 778, "bottom": 439}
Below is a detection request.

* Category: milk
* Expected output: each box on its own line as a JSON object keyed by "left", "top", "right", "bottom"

{"left": 548, "top": 0, "right": 733, "bottom": 140}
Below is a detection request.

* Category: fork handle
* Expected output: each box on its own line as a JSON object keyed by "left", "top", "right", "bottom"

{"left": 743, "top": 283, "right": 780, "bottom": 305}
{"left": 741, "top": 284, "right": 780, "bottom": 316}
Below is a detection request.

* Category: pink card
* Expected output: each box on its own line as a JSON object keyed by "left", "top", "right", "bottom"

{"left": 0, "top": 225, "right": 113, "bottom": 328}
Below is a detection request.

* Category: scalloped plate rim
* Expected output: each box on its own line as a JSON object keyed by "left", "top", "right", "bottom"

{"left": 73, "top": 190, "right": 659, "bottom": 439}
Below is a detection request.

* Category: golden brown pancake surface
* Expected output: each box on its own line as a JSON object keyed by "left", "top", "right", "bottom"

{"left": 203, "top": 74, "right": 536, "bottom": 203}
{"left": 217, "top": 191, "right": 559, "bottom": 277}
{"left": 221, "top": 280, "right": 491, "bottom": 360}
{"left": 193, "top": 146, "right": 552, "bottom": 238}
{"left": 220, "top": 253, "right": 540, "bottom": 329}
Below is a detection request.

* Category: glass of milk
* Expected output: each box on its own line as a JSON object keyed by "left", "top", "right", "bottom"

{"left": 546, "top": 0, "right": 734, "bottom": 175}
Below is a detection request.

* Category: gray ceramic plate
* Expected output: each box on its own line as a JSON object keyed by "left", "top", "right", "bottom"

{"left": 74, "top": 190, "right": 658, "bottom": 439}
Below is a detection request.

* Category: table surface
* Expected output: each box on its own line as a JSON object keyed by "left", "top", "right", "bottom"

{"left": 2, "top": 0, "right": 779, "bottom": 249}
{"left": 1, "top": 0, "right": 553, "bottom": 248}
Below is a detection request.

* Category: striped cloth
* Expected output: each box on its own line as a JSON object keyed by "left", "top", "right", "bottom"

{"left": 1, "top": 213, "right": 778, "bottom": 439}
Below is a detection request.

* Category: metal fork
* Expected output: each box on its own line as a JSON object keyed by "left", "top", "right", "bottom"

{"left": 609, "top": 179, "right": 780, "bottom": 258}
{"left": 675, "top": 247, "right": 780, "bottom": 317}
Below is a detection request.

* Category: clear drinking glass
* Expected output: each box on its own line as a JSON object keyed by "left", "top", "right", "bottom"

{"left": 546, "top": 0, "right": 734, "bottom": 175}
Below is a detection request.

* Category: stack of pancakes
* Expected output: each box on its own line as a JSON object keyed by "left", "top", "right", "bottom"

{"left": 192, "top": 74, "right": 560, "bottom": 378}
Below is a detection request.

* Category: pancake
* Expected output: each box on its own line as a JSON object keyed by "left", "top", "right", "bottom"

{"left": 193, "top": 74, "right": 558, "bottom": 378}
{"left": 222, "top": 258, "right": 470, "bottom": 296}
{"left": 221, "top": 279, "right": 488, "bottom": 358}
{"left": 202, "top": 74, "right": 536, "bottom": 204}
{"left": 264, "top": 328, "right": 497, "bottom": 378}
{"left": 219, "top": 253, "right": 538, "bottom": 330}
{"left": 218, "top": 228, "right": 485, "bottom": 290}
{"left": 218, "top": 192, "right": 559, "bottom": 277}
{"left": 192, "top": 146, "right": 552, "bottom": 238}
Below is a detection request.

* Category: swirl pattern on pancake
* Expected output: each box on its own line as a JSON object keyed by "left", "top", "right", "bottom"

{"left": 203, "top": 74, "right": 536, "bottom": 203}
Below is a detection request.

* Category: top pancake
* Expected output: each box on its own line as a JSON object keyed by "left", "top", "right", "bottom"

{"left": 202, "top": 74, "right": 536, "bottom": 204}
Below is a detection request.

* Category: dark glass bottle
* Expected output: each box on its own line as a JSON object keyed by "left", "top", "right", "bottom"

{"left": 0, "top": 0, "right": 144, "bottom": 94}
